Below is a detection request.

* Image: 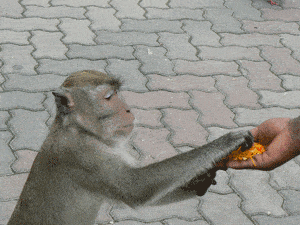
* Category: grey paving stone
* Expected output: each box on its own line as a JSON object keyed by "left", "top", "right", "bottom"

{"left": 121, "top": 19, "right": 183, "bottom": 33}
{"left": 225, "top": 0, "right": 262, "bottom": 21}
{"left": 234, "top": 107, "right": 300, "bottom": 126}
{"left": 165, "top": 218, "right": 209, "bottom": 225}
{"left": 37, "top": 59, "right": 106, "bottom": 75}
{"left": 0, "top": 173, "right": 28, "bottom": 200}
{"left": 106, "top": 59, "right": 148, "bottom": 91}
{"left": 228, "top": 169, "right": 286, "bottom": 216}
{"left": 131, "top": 108, "right": 163, "bottom": 128}
{"left": 140, "top": 0, "right": 168, "bottom": 8}
{"left": 3, "top": 74, "right": 66, "bottom": 91}
{"left": 158, "top": 33, "right": 198, "bottom": 60}
{"left": 0, "top": 201, "right": 17, "bottom": 225}
{"left": 114, "top": 221, "right": 162, "bottom": 225}
{"left": 43, "top": 92, "right": 56, "bottom": 127}
{"left": 205, "top": 8, "right": 243, "bottom": 33}
{"left": 22, "top": 0, "right": 50, "bottom": 6}
{"left": 279, "top": 190, "right": 300, "bottom": 215}
{"left": 31, "top": 31, "right": 67, "bottom": 59}
{"left": 283, "top": 0, "right": 300, "bottom": 7}
{"left": 259, "top": 90, "right": 300, "bottom": 108}
{"left": 0, "top": 131, "right": 14, "bottom": 176}
{"left": 280, "top": 34, "right": 300, "bottom": 61}
{"left": 111, "top": 0, "right": 145, "bottom": 19}
{"left": 0, "top": 30, "right": 30, "bottom": 45}
{"left": 111, "top": 198, "right": 202, "bottom": 222}
{"left": 0, "top": 0, "right": 23, "bottom": 17}
{"left": 67, "top": 44, "right": 134, "bottom": 60}
{"left": 243, "top": 21, "right": 300, "bottom": 35}
{"left": 24, "top": 6, "right": 86, "bottom": 19}
{"left": 95, "top": 31, "right": 159, "bottom": 46}
{"left": 0, "top": 91, "right": 45, "bottom": 110}
{"left": 87, "top": 7, "right": 121, "bottom": 31}
{"left": 52, "top": 0, "right": 109, "bottom": 7}
{"left": 280, "top": 75, "right": 300, "bottom": 90}
{"left": 9, "top": 109, "right": 49, "bottom": 151}
{"left": 169, "top": 0, "right": 224, "bottom": 8}
{"left": 182, "top": 20, "right": 221, "bottom": 46}
{"left": 0, "top": 45, "right": 37, "bottom": 75}
{"left": 59, "top": 18, "right": 96, "bottom": 45}
{"left": 208, "top": 170, "right": 233, "bottom": 194}
{"left": 0, "top": 111, "right": 10, "bottom": 130}
{"left": 146, "top": 8, "right": 204, "bottom": 20}
{"left": 0, "top": 18, "right": 59, "bottom": 31}
{"left": 11, "top": 150, "right": 38, "bottom": 173}
{"left": 253, "top": 214, "right": 300, "bottom": 225}
{"left": 135, "top": 46, "right": 175, "bottom": 75}
{"left": 201, "top": 192, "right": 254, "bottom": 225}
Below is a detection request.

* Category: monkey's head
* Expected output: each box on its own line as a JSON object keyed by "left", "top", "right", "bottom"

{"left": 53, "top": 70, "right": 135, "bottom": 145}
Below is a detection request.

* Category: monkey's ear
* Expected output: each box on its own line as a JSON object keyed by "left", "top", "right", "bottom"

{"left": 52, "top": 88, "right": 75, "bottom": 115}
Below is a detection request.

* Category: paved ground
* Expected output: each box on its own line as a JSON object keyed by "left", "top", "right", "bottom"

{"left": 1, "top": 0, "right": 300, "bottom": 224}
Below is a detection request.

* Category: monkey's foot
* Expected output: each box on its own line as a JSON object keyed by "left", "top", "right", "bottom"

{"left": 268, "top": 0, "right": 278, "bottom": 5}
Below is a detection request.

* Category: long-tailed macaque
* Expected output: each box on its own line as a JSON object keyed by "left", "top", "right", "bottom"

{"left": 8, "top": 70, "right": 253, "bottom": 225}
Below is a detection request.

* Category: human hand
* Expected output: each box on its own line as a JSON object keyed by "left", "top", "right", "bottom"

{"left": 226, "top": 118, "right": 300, "bottom": 170}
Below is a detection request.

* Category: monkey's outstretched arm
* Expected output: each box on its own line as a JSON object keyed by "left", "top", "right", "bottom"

{"left": 92, "top": 130, "right": 253, "bottom": 206}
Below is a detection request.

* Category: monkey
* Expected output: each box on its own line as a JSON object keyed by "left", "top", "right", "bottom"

{"left": 8, "top": 70, "right": 253, "bottom": 225}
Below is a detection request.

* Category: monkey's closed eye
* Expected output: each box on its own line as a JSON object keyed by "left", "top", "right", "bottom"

{"left": 98, "top": 114, "right": 112, "bottom": 120}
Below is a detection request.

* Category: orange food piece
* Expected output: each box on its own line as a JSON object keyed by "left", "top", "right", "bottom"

{"left": 228, "top": 143, "right": 266, "bottom": 167}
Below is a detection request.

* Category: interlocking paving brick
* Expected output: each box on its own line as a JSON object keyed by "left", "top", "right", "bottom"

{"left": 162, "top": 108, "right": 207, "bottom": 147}
{"left": 220, "top": 33, "right": 281, "bottom": 47}
{"left": 9, "top": 110, "right": 49, "bottom": 151}
{"left": 31, "top": 31, "right": 67, "bottom": 59}
{"left": 59, "top": 18, "right": 95, "bottom": 45}
{"left": 0, "top": 91, "right": 44, "bottom": 110}
{"left": 111, "top": 197, "right": 202, "bottom": 222}
{"left": 198, "top": 46, "right": 262, "bottom": 61}
{"left": 121, "top": 91, "right": 191, "bottom": 109}
{"left": 280, "top": 75, "right": 300, "bottom": 90}
{"left": 205, "top": 8, "right": 243, "bottom": 33}
{"left": 280, "top": 34, "right": 300, "bottom": 61}
{"left": 140, "top": 0, "right": 168, "bottom": 8}
{"left": 190, "top": 91, "right": 237, "bottom": 127}
{"left": 259, "top": 90, "right": 300, "bottom": 108}
{"left": 95, "top": 31, "right": 159, "bottom": 46}
{"left": 243, "top": 21, "right": 300, "bottom": 35}
{"left": 166, "top": 218, "right": 208, "bottom": 225}
{"left": 3, "top": 74, "right": 66, "bottom": 91}
{"left": 121, "top": 19, "right": 183, "bottom": 33}
{"left": 43, "top": 92, "right": 56, "bottom": 127}
{"left": 269, "top": 160, "right": 300, "bottom": 189}
{"left": 174, "top": 60, "right": 240, "bottom": 76}
{"left": 279, "top": 190, "right": 300, "bottom": 215}
{"left": 234, "top": 107, "right": 300, "bottom": 126}
{"left": 94, "top": 201, "right": 114, "bottom": 225}
{"left": 86, "top": 7, "right": 121, "bottom": 31}
{"left": 0, "top": 131, "right": 14, "bottom": 175}
{"left": 283, "top": 0, "right": 300, "bottom": 7}
{"left": 106, "top": 59, "right": 148, "bottom": 91}
{"left": 206, "top": 126, "right": 254, "bottom": 143}
{"left": 0, "top": 45, "right": 37, "bottom": 75}
{"left": 0, "top": 30, "right": 30, "bottom": 44}
{"left": 147, "top": 74, "right": 216, "bottom": 92}
{"left": 24, "top": 6, "right": 86, "bottom": 19}
{"left": 225, "top": 0, "right": 262, "bottom": 21}
{"left": 262, "top": 8, "right": 300, "bottom": 21}
{"left": 0, "top": 18, "right": 59, "bottom": 31}
{"left": 131, "top": 108, "right": 163, "bottom": 127}
{"left": 37, "top": 59, "right": 106, "bottom": 75}
{"left": 135, "top": 46, "right": 175, "bottom": 75}
{"left": 201, "top": 192, "right": 254, "bottom": 225}
{"left": 0, "top": 174, "right": 28, "bottom": 203}
{"left": 158, "top": 33, "right": 197, "bottom": 60}
{"left": 22, "top": 0, "right": 50, "bottom": 6}
{"left": 67, "top": 44, "right": 134, "bottom": 60}
{"left": 253, "top": 214, "right": 300, "bottom": 225}
{"left": 215, "top": 75, "right": 260, "bottom": 108}
{"left": 208, "top": 170, "right": 233, "bottom": 194}
{"left": 169, "top": 0, "right": 224, "bottom": 8}
{"left": 239, "top": 60, "right": 284, "bottom": 91}
{"left": 182, "top": 21, "right": 221, "bottom": 46}
{"left": 11, "top": 150, "right": 38, "bottom": 173}
{"left": 146, "top": 8, "right": 204, "bottom": 20}
{"left": 261, "top": 46, "right": 300, "bottom": 75}
{"left": 114, "top": 221, "right": 162, "bottom": 225}
{"left": 51, "top": 0, "right": 109, "bottom": 7}
{"left": 0, "top": 0, "right": 23, "bottom": 17}
{"left": 132, "top": 127, "right": 177, "bottom": 164}
{"left": 111, "top": 0, "right": 145, "bottom": 19}
{"left": 228, "top": 169, "right": 286, "bottom": 216}
{"left": 0, "top": 201, "right": 17, "bottom": 225}
{"left": 0, "top": 111, "right": 10, "bottom": 129}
